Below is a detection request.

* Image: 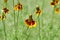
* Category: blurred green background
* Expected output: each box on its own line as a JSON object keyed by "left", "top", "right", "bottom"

{"left": 0, "top": 0, "right": 60, "bottom": 40}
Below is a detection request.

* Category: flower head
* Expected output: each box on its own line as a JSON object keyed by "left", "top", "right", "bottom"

{"left": 14, "top": 3, "right": 22, "bottom": 11}
{"left": 53, "top": 0, "right": 59, "bottom": 4}
{"left": 50, "top": 2, "right": 55, "bottom": 7}
{"left": 0, "top": 15, "right": 6, "bottom": 20}
{"left": 24, "top": 15, "right": 36, "bottom": 28}
{"left": 50, "top": 0, "right": 59, "bottom": 7}
{"left": 2, "top": 8, "right": 9, "bottom": 14}
{"left": 35, "top": 5, "right": 41, "bottom": 16}
{"left": 54, "top": 8, "right": 60, "bottom": 14}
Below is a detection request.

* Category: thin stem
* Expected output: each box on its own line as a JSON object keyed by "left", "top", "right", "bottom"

{"left": 2, "top": 14, "right": 7, "bottom": 40}
{"left": 13, "top": 0, "right": 15, "bottom": 25}
{"left": 38, "top": 15, "right": 41, "bottom": 40}
{"left": 5, "top": 2, "right": 7, "bottom": 7}
{"left": 41, "top": 0, "right": 45, "bottom": 10}
{"left": 3, "top": 0, "right": 8, "bottom": 40}
{"left": 14, "top": 10, "right": 19, "bottom": 40}
{"left": 41, "top": 0, "right": 45, "bottom": 27}
{"left": 50, "top": 7, "right": 55, "bottom": 29}
{"left": 50, "top": 5, "right": 56, "bottom": 40}
{"left": 17, "top": 0, "right": 20, "bottom": 3}
{"left": 26, "top": 28, "right": 30, "bottom": 40}
{"left": 39, "top": 0, "right": 45, "bottom": 40}
{"left": 4, "top": 0, "right": 7, "bottom": 7}
{"left": 23, "top": 27, "right": 29, "bottom": 40}
{"left": 17, "top": 11, "right": 19, "bottom": 27}
{"left": 2, "top": 20, "right": 7, "bottom": 40}
{"left": 13, "top": 0, "right": 18, "bottom": 40}
{"left": 26, "top": 33, "right": 30, "bottom": 40}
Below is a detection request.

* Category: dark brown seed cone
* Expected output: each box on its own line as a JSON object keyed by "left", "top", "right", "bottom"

{"left": 29, "top": 15, "right": 33, "bottom": 21}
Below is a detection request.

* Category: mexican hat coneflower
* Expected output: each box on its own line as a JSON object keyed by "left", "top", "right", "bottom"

{"left": 14, "top": 3, "right": 22, "bottom": 11}
{"left": 50, "top": 0, "right": 59, "bottom": 7}
{"left": 53, "top": 0, "right": 59, "bottom": 4}
{"left": 35, "top": 5, "right": 41, "bottom": 16}
{"left": 2, "top": 8, "right": 9, "bottom": 14}
{"left": 54, "top": 8, "right": 60, "bottom": 14}
{"left": 50, "top": 2, "right": 55, "bottom": 7}
{"left": 0, "top": 15, "right": 6, "bottom": 20}
{"left": 24, "top": 15, "right": 36, "bottom": 28}
{"left": 2, "top": 15, "right": 6, "bottom": 20}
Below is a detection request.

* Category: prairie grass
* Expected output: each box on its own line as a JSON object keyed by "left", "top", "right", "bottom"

{"left": 0, "top": 0, "right": 60, "bottom": 40}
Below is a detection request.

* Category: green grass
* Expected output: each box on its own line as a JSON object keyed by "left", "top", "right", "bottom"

{"left": 0, "top": 0, "right": 60, "bottom": 40}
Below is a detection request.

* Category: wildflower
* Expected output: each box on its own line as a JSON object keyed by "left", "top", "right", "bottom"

{"left": 0, "top": 15, "right": 6, "bottom": 20}
{"left": 50, "top": 0, "right": 59, "bottom": 7}
{"left": 35, "top": 5, "right": 41, "bottom": 16}
{"left": 24, "top": 15, "right": 36, "bottom": 28}
{"left": 2, "top": 8, "right": 9, "bottom": 14}
{"left": 14, "top": 3, "right": 22, "bottom": 11}
{"left": 54, "top": 8, "right": 60, "bottom": 13}
{"left": 50, "top": 2, "right": 55, "bottom": 7}
{"left": 53, "top": 0, "right": 59, "bottom": 4}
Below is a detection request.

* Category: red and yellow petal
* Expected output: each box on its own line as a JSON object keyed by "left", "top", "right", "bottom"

{"left": 24, "top": 19, "right": 36, "bottom": 28}
{"left": 54, "top": 8, "right": 60, "bottom": 14}
{"left": 14, "top": 3, "right": 22, "bottom": 11}
{"left": 35, "top": 10, "right": 41, "bottom": 16}
{"left": 35, "top": 5, "right": 42, "bottom": 16}
{"left": 50, "top": 2, "right": 55, "bottom": 7}
{"left": 14, "top": 5, "right": 18, "bottom": 11}
{"left": 2, "top": 8, "right": 9, "bottom": 14}
{"left": 0, "top": 16, "right": 6, "bottom": 20}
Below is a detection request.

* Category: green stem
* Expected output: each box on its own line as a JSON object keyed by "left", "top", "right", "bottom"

{"left": 41, "top": 0, "right": 45, "bottom": 27}
{"left": 5, "top": 2, "right": 7, "bottom": 7}
{"left": 2, "top": 14, "right": 7, "bottom": 40}
{"left": 38, "top": 15, "right": 41, "bottom": 40}
{"left": 3, "top": 0, "right": 8, "bottom": 40}
{"left": 50, "top": 5, "right": 56, "bottom": 40}
{"left": 40, "top": 0, "right": 45, "bottom": 40}
{"left": 50, "top": 4, "right": 57, "bottom": 30}
{"left": 42, "top": 0, "right": 45, "bottom": 10}
{"left": 23, "top": 27, "right": 30, "bottom": 40}
{"left": 23, "top": 27, "right": 29, "bottom": 40}
{"left": 17, "top": 0, "right": 20, "bottom": 3}
{"left": 2, "top": 20, "right": 7, "bottom": 40}
{"left": 40, "top": 0, "right": 45, "bottom": 31}
{"left": 50, "top": 7, "right": 55, "bottom": 29}
{"left": 17, "top": 11, "right": 19, "bottom": 27}
{"left": 15, "top": 10, "right": 19, "bottom": 40}
{"left": 26, "top": 28, "right": 30, "bottom": 40}
{"left": 13, "top": 0, "right": 18, "bottom": 40}
{"left": 4, "top": 0, "right": 7, "bottom": 7}
{"left": 26, "top": 33, "right": 30, "bottom": 40}
{"left": 13, "top": 0, "right": 15, "bottom": 25}
{"left": 41, "top": 0, "right": 45, "bottom": 35}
